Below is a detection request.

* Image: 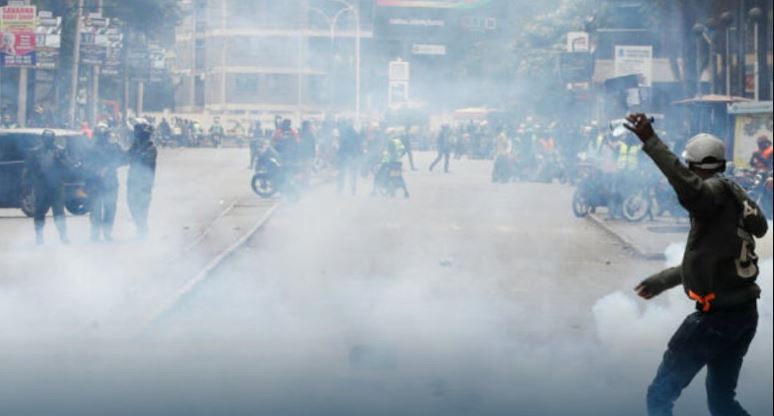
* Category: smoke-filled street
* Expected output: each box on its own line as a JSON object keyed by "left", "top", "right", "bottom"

{"left": 1, "top": 0, "right": 773, "bottom": 415}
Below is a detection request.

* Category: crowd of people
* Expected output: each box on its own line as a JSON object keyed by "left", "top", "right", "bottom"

{"left": 13, "top": 109, "right": 774, "bottom": 245}
{"left": 24, "top": 120, "right": 158, "bottom": 245}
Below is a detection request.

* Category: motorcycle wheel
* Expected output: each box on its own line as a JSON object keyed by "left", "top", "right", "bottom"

{"left": 572, "top": 189, "right": 590, "bottom": 218}
{"left": 66, "top": 197, "right": 90, "bottom": 216}
{"left": 20, "top": 187, "right": 35, "bottom": 217}
{"left": 251, "top": 173, "right": 277, "bottom": 198}
{"left": 622, "top": 192, "right": 650, "bottom": 223}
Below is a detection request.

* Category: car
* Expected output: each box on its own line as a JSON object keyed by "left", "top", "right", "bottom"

{"left": 0, "top": 128, "right": 92, "bottom": 217}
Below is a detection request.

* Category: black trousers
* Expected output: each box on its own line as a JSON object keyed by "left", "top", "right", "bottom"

{"left": 33, "top": 185, "right": 67, "bottom": 239}
{"left": 429, "top": 151, "right": 450, "bottom": 172}
{"left": 647, "top": 304, "right": 758, "bottom": 416}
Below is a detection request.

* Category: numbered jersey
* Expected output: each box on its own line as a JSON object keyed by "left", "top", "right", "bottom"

{"left": 642, "top": 135, "right": 769, "bottom": 309}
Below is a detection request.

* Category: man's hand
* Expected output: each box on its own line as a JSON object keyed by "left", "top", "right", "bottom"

{"left": 634, "top": 280, "right": 659, "bottom": 300}
{"left": 624, "top": 113, "right": 656, "bottom": 144}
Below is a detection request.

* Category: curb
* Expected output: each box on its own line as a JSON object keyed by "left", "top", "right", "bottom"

{"left": 586, "top": 213, "right": 666, "bottom": 261}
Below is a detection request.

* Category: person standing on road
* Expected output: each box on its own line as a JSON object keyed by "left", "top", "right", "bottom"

{"left": 85, "top": 123, "right": 126, "bottom": 242}
{"left": 337, "top": 120, "right": 363, "bottom": 196}
{"left": 429, "top": 124, "right": 453, "bottom": 173}
{"left": 24, "top": 130, "right": 74, "bottom": 245}
{"left": 401, "top": 124, "right": 417, "bottom": 171}
{"left": 127, "top": 119, "right": 158, "bottom": 239}
{"left": 626, "top": 114, "right": 768, "bottom": 416}
{"left": 299, "top": 120, "right": 317, "bottom": 176}
{"left": 249, "top": 120, "right": 263, "bottom": 169}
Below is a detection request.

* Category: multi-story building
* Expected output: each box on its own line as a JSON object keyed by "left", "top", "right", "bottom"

{"left": 173, "top": 0, "right": 373, "bottom": 121}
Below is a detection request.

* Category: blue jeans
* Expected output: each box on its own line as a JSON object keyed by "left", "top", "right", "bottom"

{"left": 647, "top": 304, "right": 758, "bottom": 416}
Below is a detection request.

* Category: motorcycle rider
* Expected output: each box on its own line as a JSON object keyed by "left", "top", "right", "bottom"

{"left": 127, "top": 119, "right": 158, "bottom": 239}
{"left": 272, "top": 118, "right": 300, "bottom": 164}
{"left": 372, "top": 133, "right": 409, "bottom": 198}
{"left": 24, "top": 130, "right": 74, "bottom": 245}
{"left": 85, "top": 123, "right": 126, "bottom": 242}
{"left": 626, "top": 114, "right": 768, "bottom": 416}
{"left": 749, "top": 135, "right": 772, "bottom": 171}
{"left": 209, "top": 116, "right": 225, "bottom": 147}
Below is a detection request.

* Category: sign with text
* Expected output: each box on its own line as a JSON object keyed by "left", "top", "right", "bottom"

{"left": 35, "top": 10, "right": 61, "bottom": 70}
{"left": 80, "top": 13, "right": 110, "bottom": 66}
{"left": 411, "top": 43, "right": 446, "bottom": 55}
{"left": 613, "top": 45, "right": 653, "bottom": 87}
{"left": 1, "top": 4, "right": 37, "bottom": 67}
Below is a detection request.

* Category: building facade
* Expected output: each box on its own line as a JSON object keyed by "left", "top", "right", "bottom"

{"left": 173, "top": 0, "right": 373, "bottom": 120}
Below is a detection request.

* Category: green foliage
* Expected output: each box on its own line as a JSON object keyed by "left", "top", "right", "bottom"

{"left": 509, "top": 0, "right": 595, "bottom": 93}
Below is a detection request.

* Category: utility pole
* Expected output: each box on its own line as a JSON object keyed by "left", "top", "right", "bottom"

{"left": 16, "top": 0, "right": 32, "bottom": 127}
{"left": 68, "top": 0, "right": 85, "bottom": 127}
{"left": 89, "top": 0, "right": 103, "bottom": 125}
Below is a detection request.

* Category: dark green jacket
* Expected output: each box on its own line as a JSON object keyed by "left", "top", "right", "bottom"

{"left": 641, "top": 135, "right": 768, "bottom": 309}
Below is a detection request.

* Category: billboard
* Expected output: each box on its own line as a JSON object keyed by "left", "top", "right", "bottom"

{"left": 375, "top": 0, "right": 506, "bottom": 41}
{"left": 0, "top": 4, "right": 37, "bottom": 67}
{"left": 377, "top": 0, "right": 493, "bottom": 9}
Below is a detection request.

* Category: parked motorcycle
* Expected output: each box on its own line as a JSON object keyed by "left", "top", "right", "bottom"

{"left": 622, "top": 175, "right": 687, "bottom": 222}
{"left": 572, "top": 164, "right": 617, "bottom": 218}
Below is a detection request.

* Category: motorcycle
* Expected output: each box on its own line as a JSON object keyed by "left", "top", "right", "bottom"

{"left": 743, "top": 170, "right": 773, "bottom": 220}
{"left": 250, "top": 147, "right": 300, "bottom": 200}
{"left": 622, "top": 175, "right": 687, "bottom": 222}
{"left": 373, "top": 161, "right": 409, "bottom": 198}
{"left": 572, "top": 163, "right": 616, "bottom": 218}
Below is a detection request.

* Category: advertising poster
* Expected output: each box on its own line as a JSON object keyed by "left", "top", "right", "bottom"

{"left": 0, "top": 4, "right": 37, "bottom": 67}
{"left": 614, "top": 45, "right": 653, "bottom": 87}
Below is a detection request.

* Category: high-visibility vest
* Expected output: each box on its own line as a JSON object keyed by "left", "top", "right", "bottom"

{"left": 618, "top": 143, "right": 640, "bottom": 171}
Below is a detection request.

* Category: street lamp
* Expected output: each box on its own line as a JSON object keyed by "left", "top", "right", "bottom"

{"left": 308, "top": 1, "right": 361, "bottom": 125}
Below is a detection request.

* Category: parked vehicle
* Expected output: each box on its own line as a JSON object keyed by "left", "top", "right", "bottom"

{"left": 0, "top": 129, "right": 91, "bottom": 217}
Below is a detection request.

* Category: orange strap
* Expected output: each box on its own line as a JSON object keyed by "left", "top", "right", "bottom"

{"left": 689, "top": 290, "right": 717, "bottom": 312}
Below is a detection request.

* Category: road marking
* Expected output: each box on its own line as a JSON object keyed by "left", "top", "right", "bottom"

{"left": 142, "top": 203, "right": 278, "bottom": 329}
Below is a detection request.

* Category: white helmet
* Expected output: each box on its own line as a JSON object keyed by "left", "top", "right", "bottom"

{"left": 682, "top": 133, "right": 726, "bottom": 170}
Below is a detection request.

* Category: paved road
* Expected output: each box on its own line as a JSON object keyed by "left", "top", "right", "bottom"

{"left": 2, "top": 152, "right": 771, "bottom": 416}
{"left": 0, "top": 148, "right": 270, "bottom": 335}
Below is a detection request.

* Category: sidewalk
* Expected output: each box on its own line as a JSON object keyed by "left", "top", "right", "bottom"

{"left": 588, "top": 212, "right": 774, "bottom": 261}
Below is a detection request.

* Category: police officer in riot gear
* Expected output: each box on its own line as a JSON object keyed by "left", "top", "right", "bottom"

{"left": 127, "top": 119, "right": 158, "bottom": 238}
{"left": 626, "top": 114, "right": 768, "bottom": 416}
{"left": 85, "top": 123, "right": 126, "bottom": 242}
{"left": 24, "top": 130, "right": 73, "bottom": 245}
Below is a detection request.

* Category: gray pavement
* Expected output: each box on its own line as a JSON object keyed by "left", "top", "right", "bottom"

{"left": 1, "top": 152, "right": 771, "bottom": 416}
{"left": 0, "top": 148, "right": 276, "bottom": 335}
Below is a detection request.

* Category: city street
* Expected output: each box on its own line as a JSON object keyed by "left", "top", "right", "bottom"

{"left": 1, "top": 151, "right": 772, "bottom": 415}
{"left": 0, "top": 1, "right": 771, "bottom": 415}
